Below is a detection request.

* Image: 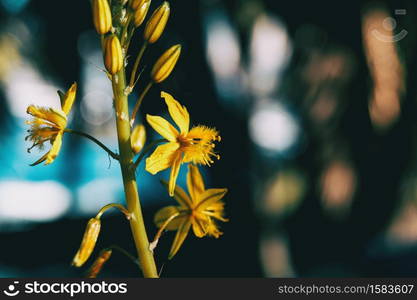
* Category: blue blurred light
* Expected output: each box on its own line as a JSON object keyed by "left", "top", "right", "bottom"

{"left": 0, "top": 0, "right": 30, "bottom": 14}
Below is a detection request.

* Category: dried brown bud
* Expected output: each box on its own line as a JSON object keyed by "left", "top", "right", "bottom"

{"left": 86, "top": 249, "right": 112, "bottom": 278}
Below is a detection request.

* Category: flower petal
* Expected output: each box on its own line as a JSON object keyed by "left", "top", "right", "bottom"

{"left": 161, "top": 91, "right": 189, "bottom": 134}
{"left": 30, "top": 152, "right": 48, "bottom": 166}
{"left": 161, "top": 180, "right": 193, "bottom": 208}
{"left": 146, "top": 114, "right": 179, "bottom": 142}
{"left": 154, "top": 206, "right": 187, "bottom": 230}
{"left": 145, "top": 142, "right": 180, "bottom": 174}
{"left": 168, "top": 152, "right": 183, "bottom": 197}
{"left": 196, "top": 188, "right": 228, "bottom": 210}
{"left": 168, "top": 218, "right": 191, "bottom": 260}
{"left": 45, "top": 132, "right": 63, "bottom": 165}
{"left": 60, "top": 82, "right": 77, "bottom": 115}
{"left": 187, "top": 164, "right": 205, "bottom": 203}
{"left": 192, "top": 215, "right": 208, "bottom": 238}
{"left": 27, "top": 106, "right": 67, "bottom": 129}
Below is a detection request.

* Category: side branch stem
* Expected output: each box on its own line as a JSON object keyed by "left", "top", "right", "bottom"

{"left": 65, "top": 129, "right": 119, "bottom": 161}
{"left": 130, "top": 81, "right": 153, "bottom": 126}
{"left": 129, "top": 42, "right": 147, "bottom": 89}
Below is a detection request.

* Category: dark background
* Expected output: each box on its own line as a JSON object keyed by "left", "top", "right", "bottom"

{"left": 0, "top": 0, "right": 416, "bottom": 277}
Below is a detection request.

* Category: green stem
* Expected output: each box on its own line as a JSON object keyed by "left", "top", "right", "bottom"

{"left": 121, "top": 12, "right": 133, "bottom": 47}
{"left": 149, "top": 212, "right": 180, "bottom": 252}
{"left": 125, "top": 25, "right": 136, "bottom": 51}
{"left": 130, "top": 81, "right": 153, "bottom": 126}
{"left": 133, "top": 138, "right": 166, "bottom": 170}
{"left": 96, "top": 203, "right": 131, "bottom": 219}
{"left": 129, "top": 42, "right": 148, "bottom": 89}
{"left": 65, "top": 129, "right": 119, "bottom": 161}
{"left": 106, "top": 245, "right": 140, "bottom": 266}
{"left": 111, "top": 67, "right": 158, "bottom": 278}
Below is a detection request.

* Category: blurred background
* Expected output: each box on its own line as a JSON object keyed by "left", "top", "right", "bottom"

{"left": 0, "top": 0, "right": 417, "bottom": 277}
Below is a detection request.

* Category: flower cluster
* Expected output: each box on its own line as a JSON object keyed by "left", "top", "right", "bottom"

{"left": 25, "top": 0, "right": 228, "bottom": 276}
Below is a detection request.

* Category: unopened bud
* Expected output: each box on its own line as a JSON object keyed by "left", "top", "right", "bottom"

{"left": 86, "top": 249, "right": 112, "bottom": 278}
{"left": 151, "top": 44, "right": 181, "bottom": 83}
{"left": 144, "top": 2, "right": 170, "bottom": 43}
{"left": 133, "top": 0, "right": 151, "bottom": 27}
{"left": 104, "top": 35, "right": 124, "bottom": 75}
{"left": 72, "top": 218, "right": 101, "bottom": 267}
{"left": 131, "top": 124, "right": 146, "bottom": 153}
{"left": 130, "top": 0, "right": 146, "bottom": 10}
{"left": 92, "top": 0, "right": 112, "bottom": 35}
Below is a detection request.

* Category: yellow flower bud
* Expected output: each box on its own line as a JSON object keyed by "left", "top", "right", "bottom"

{"left": 72, "top": 218, "right": 101, "bottom": 267}
{"left": 104, "top": 35, "right": 124, "bottom": 75}
{"left": 144, "top": 1, "right": 170, "bottom": 44}
{"left": 131, "top": 124, "right": 146, "bottom": 154}
{"left": 151, "top": 44, "right": 181, "bottom": 83}
{"left": 92, "top": 0, "right": 112, "bottom": 35}
{"left": 133, "top": 0, "right": 151, "bottom": 27}
{"left": 130, "top": 0, "right": 147, "bottom": 10}
{"left": 86, "top": 249, "right": 112, "bottom": 278}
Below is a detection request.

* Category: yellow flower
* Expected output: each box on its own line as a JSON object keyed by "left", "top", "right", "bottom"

{"left": 145, "top": 91, "right": 221, "bottom": 196}
{"left": 25, "top": 83, "right": 77, "bottom": 166}
{"left": 154, "top": 164, "right": 228, "bottom": 259}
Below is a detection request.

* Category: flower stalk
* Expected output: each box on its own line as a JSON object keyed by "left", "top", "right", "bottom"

{"left": 111, "top": 68, "right": 158, "bottom": 278}
{"left": 26, "top": 0, "right": 227, "bottom": 277}
{"left": 96, "top": 203, "right": 131, "bottom": 219}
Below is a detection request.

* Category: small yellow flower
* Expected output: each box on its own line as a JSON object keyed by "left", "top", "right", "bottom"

{"left": 154, "top": 164, "right": 228, "bottom": 259}
{"left": 145, "top": 91, "right": 221, "bottom": 196}
{"left": 26, "top": 83, "right": 77, "bottom": 166}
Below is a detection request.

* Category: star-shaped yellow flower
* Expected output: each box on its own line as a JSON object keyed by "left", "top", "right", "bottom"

{"left": 146, "top": 91, "right": 221, "bottom": 196}
{"left": 26, "top": 83, "right": 77, "bottom": 165}
{"left": 154, "top": 164, "right": 228, "bottom": 259}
